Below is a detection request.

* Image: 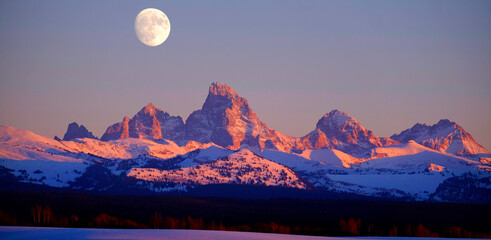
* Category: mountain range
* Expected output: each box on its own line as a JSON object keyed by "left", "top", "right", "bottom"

{"left": 1, "top": 82, "right": 489, "bottom": 202}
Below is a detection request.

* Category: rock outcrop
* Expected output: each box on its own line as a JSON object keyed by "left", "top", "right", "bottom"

{"left": 184, "top": 82, "right": 299, "bottom": 151}
{"left": 101, "top": 103, "right": 185, "bottom": 144}
{"left": 391, "top": 119, "right": 489, "bottom": 156}
{"left": 301, "top": 110, "right": 399, "bottom": 156}
{"left": 62, "top": 122, "right": 97, "bottom": 141}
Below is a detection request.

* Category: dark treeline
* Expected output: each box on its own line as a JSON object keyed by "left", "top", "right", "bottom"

{"left": 0, "top": 190, "right": 490, "bottom": 238}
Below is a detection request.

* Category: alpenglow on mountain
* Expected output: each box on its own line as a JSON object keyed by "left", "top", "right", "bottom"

{"left": 300, "top": 110, "right": 400, "bottom": 157}
{"left": 86, "top": 82, "right": 406, "bottom": 156}
{"left": 391, "top": 119, "right": 489, "bottom": 157}
{"left": 185, "top": 82, "right": 303, "bottom": 152}
{"left": 56, "top": 122, "right": 97, "bottom": 141}
{"left": 1, "top": 82, "right": 490, "bottom": 203}
{"left": 101, "top": 103, "right": 186, "bottom": 144}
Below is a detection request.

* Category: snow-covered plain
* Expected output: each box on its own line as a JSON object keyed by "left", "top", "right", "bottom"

{"left": 0, "top": 227, "right": 464, "bottom": 240}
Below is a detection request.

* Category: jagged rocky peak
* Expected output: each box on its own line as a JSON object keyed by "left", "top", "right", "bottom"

{"left": 317, "top": 109, "right": 366, "bottom": 128}
{"left": 302, "top": 110, "right": 399, "bottom": 157}
{"left": 316, "top": 110, "right": 359, "bottom": 136}
{"left": 324, "top": 109, "right": 350, "bottom": 118}
{"left": 209, "top": 82, "right": 237, "bottom": 97}
{"left": 202, "top": 82, "right": 255, "bottom": 117}
{"left": 101, "top": 116, "right": 130, "bottom": 141}
{"left": 139, "top": 103, "right": 159, "bottom": 116}
{"left": 101, "top": 103, "right": 185, "bottom": 144}
{"left": 185, "top": 82, "right": 298, "bottom": 152}
{"left": 62, "top": 122, "right": 97, "bottom": 141}
{"left": 391, "top": 119, "right": 489, "bottom": 156}
{"left": 437, "top": 119, "right": 452, "bottom": 125}
{"left": 316, "top": 109, "right": 373, "bottom": 140}
{"left": 186, "top": 82, "right": 258, "bottom": 148}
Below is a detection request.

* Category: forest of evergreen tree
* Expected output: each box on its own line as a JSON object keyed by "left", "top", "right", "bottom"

{"left": 0, "top": 190, "right": 490, "bottom": 238}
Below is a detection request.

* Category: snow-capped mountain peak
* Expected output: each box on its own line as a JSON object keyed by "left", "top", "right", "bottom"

{"left": 302, "top": 110, "right": 399, "bottom": 157}
{"left": 201, "top": 82, "right": 255, "bottom": 118}
{"left": 391, "top": 119, "right": 489, "bottom": 156}
{"left": 185, "top": 82, "right": 298, "bottom": 152}
{"left": 3, "top": 82, "right": 490, "bottom": 202}
{"left": 1, "top": 118, "right": 490, "bottom": 202}
{"left": 316, "top": 110, "right": 363, "bottom": 137}
{"left": 0, "top": 125, "right": 55, "bottom": 145}
{"left": 101, "top": 104, "right": 185, "bottom": 144}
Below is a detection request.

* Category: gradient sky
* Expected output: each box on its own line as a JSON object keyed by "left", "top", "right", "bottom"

{"left": 1, "top": 1, "right": 490, "bottom": 149}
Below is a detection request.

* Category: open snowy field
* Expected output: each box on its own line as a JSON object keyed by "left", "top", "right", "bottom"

{"left": 0, "top": 227, "right": 470, "bottom": 240}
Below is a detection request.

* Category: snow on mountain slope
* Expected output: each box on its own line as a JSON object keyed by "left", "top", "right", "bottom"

{"left": 182, "top": 140, "right": 216, "bottom": 152}
{"left": 1, "top": 118, "right": 490, "bottom": 202}
{"left": 0, "top": 126, "right": 81, "bottom": 162}
{"left": 62, "top": 138, "right": 188, "bottom": 160}
{"left": 177, "top": 145, "right": 233, "bottom": 168}
{"left": 391, "top": 120, "right": 489, "bottom": 156}
{"left": 0, "top": 144, "right": 81, "bottom": 162}
{"left": 257, "top": 146, "right": 451, "bottom": 199}
{"left": 99, "top": 144, "right": 234, "bottom": 179}
{"left": 1, "top": 159, "right": 87, "bottom": 187}
{"left": 256, "top": 145, "right": 361, "bottom": 171}
{"left": 301, "top": 110, "right": 399, "bottom": 157}
{"left": 0, "top": 126, "right": 89, "bottom": 186}
{"left": 0, "top": 126, "right": 209, "bottom": 188}
{"left": 369, "top": 140, "right": 430, "bottom": 158}
{"left": 304, "top": 149, "right": 362, "bottom": 168}
{"left": 128, "top": 149, "right": 307, "bottom": 189}
{"left": 0, "top": 126, "right": 234, "bottom": 184}
{"left": 362, "top": 151, "right": 487, "bottom": 173}
{"left": 1, "top": 126, "right": 69, "bottom": 150}
{"left": 0, "top": 125, "right": 192, "bottom": 162}
{"left": 184, "top": 82, "right": 301, "bottom": 152}
{"left": 257, "top": 149, "right": 335, "bottom": 172}
{"left": 365, "top": 140, "right": 485, "bottom": 171}
{"left": 327, "top": 174, "right": 449, "bottom": 199}
{"left": 101, "top": 103, "right": 186, "bottom": 144}
{"left": 256, "top": 140, "right": 489, "bottom": 200}
{"left": 324, "top": 141, "right": 491, "bottom": 199}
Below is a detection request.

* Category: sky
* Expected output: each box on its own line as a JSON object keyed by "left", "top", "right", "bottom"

{"left": 0, "top": 1, "right": 490, "bottom": 149}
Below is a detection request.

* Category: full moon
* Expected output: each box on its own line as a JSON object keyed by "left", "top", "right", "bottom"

{"left": 135, "top": 8, "right": 170, "bottom": 47}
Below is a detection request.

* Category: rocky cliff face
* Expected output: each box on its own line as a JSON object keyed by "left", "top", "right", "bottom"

{"left": 94, "top": 83, "right": 487, "bottom": 158}
{"left": 101, "top": 103, "right": 185, "bottom": 144}
{"left": 391, "top": 119, "right": 489, "bottom": 156}
{"left": 62, "top": 122, "right": 97, "bottom": 141}
{"left": 299, "top": 128, "right": 330, "bottom": 150}
{"left": 301, "top": 110, "right": 399, "bottom": 156}
{"left": 185, "top": 82, "right": 299, "bottom": 152}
